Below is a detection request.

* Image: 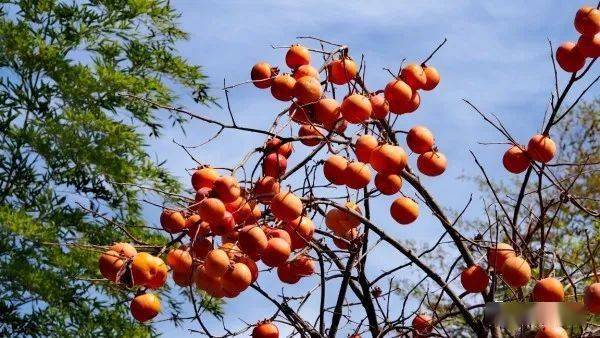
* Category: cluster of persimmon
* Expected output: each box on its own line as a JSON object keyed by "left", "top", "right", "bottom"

{"left": 250, "top": 43, "right": 451, "bottom": 337}
{"left": 174, "top": 167, "right": 317, "bottom": 312}
{"left": 252, "top": 44, "right": 444, "bottom": 233}
{"left": 555, "top": 6, "right": 599, "bottom": 73}
{"left": 97, "top": 162, "right": 317, "bottom": 328}
{"left": 98, "top": 243, "right": 164, "bottom": 322}
{"left": 458, "top": 242, "right": 600, "bottom": 315}
{"left": 322, "top": 123, "right": 446, "bottom": 230}
{"left": 501, "top": 6, "right": 599, "bottom": 176}
{"left": 501, "top": 133, "right": 556, "bottom": 174}
{"left": 401, "top": 270, "right": 599, "bottom": 337}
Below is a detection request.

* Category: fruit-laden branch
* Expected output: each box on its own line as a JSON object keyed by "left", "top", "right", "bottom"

{"left": 353, "top": 75, "right": 477, "bottom": 269}
{"left": 86, "top": 11, "right": 599, "bottom": 337}
{"left": 312, "top": 198, "right": 485, "bottom": 336}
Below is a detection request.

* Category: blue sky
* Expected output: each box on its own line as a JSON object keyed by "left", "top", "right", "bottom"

{"left": 144, "top": 1, "right": 596, "bottom": 336}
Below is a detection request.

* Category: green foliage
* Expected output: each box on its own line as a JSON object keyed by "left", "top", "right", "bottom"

{"left": 0, "top": 1, "right": 215, "bottom": 336}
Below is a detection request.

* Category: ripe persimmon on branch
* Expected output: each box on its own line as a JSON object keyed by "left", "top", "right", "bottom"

{"left": 90, "top": 5, "right": 600, "bottom": 338}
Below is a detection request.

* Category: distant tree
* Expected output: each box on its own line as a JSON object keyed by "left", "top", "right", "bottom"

{"left": 0, "top": 1, "right": 214, "bottom": 336}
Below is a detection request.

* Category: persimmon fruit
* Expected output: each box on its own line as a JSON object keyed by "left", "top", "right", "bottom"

{"left": 204, "top": 249, "right": 231, "bottom": 277}
{"left": 284, "top": 216, "right": 315, "bottom": 250}
{"left": 289, "top": 102, "right": 313, "bottom": 124}
{"left": 422, "top": 65, "right": 440, "bottom": 91}
{"left": 225, "top": 196, "right": 249, "bottom": 222}
{"left": 290, "top": 254, "right": 314, "bottom": 276}
{"left": 265, "top": 228, "right": 292, "bottom": 246}
{"left": 222, "top": 262, "right": 252, "bottom": 293}
{"left": 556, "top": 42, "right": 586, "bottom": 73}
{"left": 270, "top": 191, "right": 303, "bottom": 222}
{"left": 527, "top": 134, "right": 556, "bottom": 163}
{"left": 406, "top": 126, "right": 434, "bottom": 154}
{"left": 574, "top": 6, "right": 600, "bottom": 36}
{"left": 194, "top": 187, "right": 212, "bottom": 204}
{"left": 252, "top": 321, "right": 279, "bottom": 338}
{"left": 384, "top": 79, "right": 412, "bottom": 108}
{"left": 209, "top": 210, "right": 235, "bottom": 236}
{"left": 254, "top": 176, "right": 281, "bottom": 204}
{"left": 187, "top": 215, "right": 209, "bottom": 239}
{"left": 271, "top": 74, "right": 296, "bottom": 101}
{"left": 293, "top": 76, "right": 322, "bottom": 104}
{"left": 532, "top": 277, "right": 564, "bottom": 302}
{"left": 198, "top": 198, "right": 226, "bottom": 225}
{"left": 501, "top": 256, "right": 531, "bottom": 288}
{"left": 166, "top": 249, "right": 192, "bottom": 273}
{"left": 251, "top": 62, "right": 276, "bottom": 89}
{"left": 238, "top": 225, "right": 268, "bottom": 260}
{"left": 390, "top": 197, "right": 419, "bottom": 225}
{"left": 354, "top": 134, "right": 379, "bottom": 163}
{"left": 487, "top": 243, "right": 515, "bottom": 270}
{"left": 389, "top": 90, "right": 420, "bottom": 114}
{"left": 374, "top": 173, "right": 402, "bottom": 195}
{"left": 298, "top": 124, "right": 325, "bottom": 147}
{"left": 340, "top": 94, "right": 372, "bottom": 124}
{"left": 332, "top": 228, "right": 358, "bottom": 250}
{"left": 503, "top": 145, "right": 530, "bottom": 174}
{"left": 265, "top": 137, "right": 293, "bottom": 158}
{"left": 460, "top": 265, "right": 489, "bottom": 293}
{"left": 261, "top": 237, "right": 291, "bottom": 267}
{"left": 191, "top": 236, "right": 213, "bottom": 259}
{"left": 325, "top": 203, "right": 361, "bottom": 234}
{"left": 579, "top": 32, "right": 600, "bottom": 57}
{"left": 412, "top": 314, "right": 433, "bottom": 334}
{"left": 344, "top": 161, "right": 371, "bottom": 189}
{"left": 277, "top": 262, "right": 301, "bottom": 284}
{"left": 172, "top": 269, "right": 194, "bottom": 287}
{"left": 370, "top": 144, "right": 408, "bottom": 175}
{"left": 98, "top": 250, "right": 124, "bottom": 282}
{"left": 194, "top": 265, "right": 219, "bottom": 291}
{"left": 110, "top": 242, "right": 137, "bottom": 259}
{"left": 323, "top": 155, "right": 348, "bottom": 185}
{"left": 286, "top": 44, "right": 310, "bottom": 69}
{"left": 401, "top": 63, "right": 427, "bottom": 90}
{"left": 191, "top": 167, "right": 219, "bottom": 191}
{"left": 160, "top": 209, "right": 187, "bottom": 233}
{"left": 328, "top": 57, "right": 357, "bottom": 85}
{"left": 293, "top": 64, "right": 319, "bottom": 80}
{"left": 236, "top": 255, "right": 259, "bottom": 282}
{"left": 262, "top": 152, "right": 288, "bottom": 178}
{"left": 583, "top": 282, "right": 600, "bottom": 314}
{"left": 131, "top": 252, "right": 168, "bottom": 289}
{"left": 417, "top": 151, "right": 447, "bottom": 176}
{"left": 219, "top": 242, "right": 241, "bottom": 259}
{"left": 370, "top": 93, "right": 389, "bottom": 119}
{"left": 212, "top": 176, "right": 240, "bottom": 203}
{"left": 130, "top": 293, "right": 161, "bottom": 322}
{"left": 313, "top": 98, "right": 341, "bottom": 128}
